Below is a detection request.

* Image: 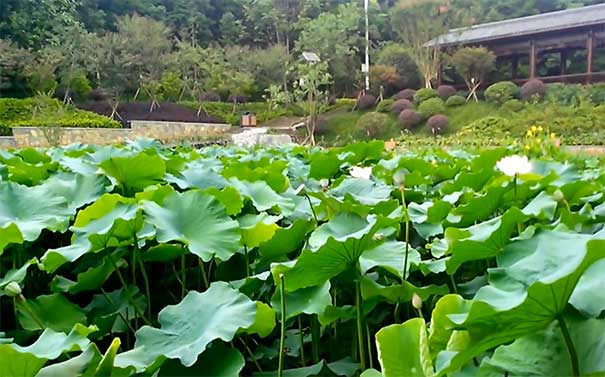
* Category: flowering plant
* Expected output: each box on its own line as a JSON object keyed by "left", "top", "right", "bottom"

{"left": 349, "top": 166, "right": 372, "bottom": 180}
{"left": 524, "top": 125, "right": 560, "bottom": 157}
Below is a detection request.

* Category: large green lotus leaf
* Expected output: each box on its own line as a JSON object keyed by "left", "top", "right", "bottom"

{"left": 158, "top": 342, "right": 245, "bottom": 377}
{"left": 50, "top": 251, "right": 127, "bottom": 294}
{"left": 244, "top": 302, "right": 276, "bottom": 338}
{"left": 318, "top": 305, "right": 356, "bottom": 326}
{"left": 94, "top": 337, "right": 121, "bottom": 376}
{"left": 360, "top": 277, "right": 448, "bottom": 304}
{"left": 205, "top": 186, "right": 243, "bottom": 216}
{"left": 443, "top": 208, "right": 526, "bottom": 274}
{"left": 328, "top": 178, "right": 393, "bottom": 206}
{"left": 114, "top": 282, "right": 257, "bottom": 371}
{"left": 255, "top": 358, "right": 359, "bottom": 377}
{"left": 259, "top": 220, "right": 314, "bottom": 260}
{"left": 0, "top": 258, "right": 37, "bottom": 295}
{"left": 6, "top": 158, "right": 57, "bottom": 186}
{"left": 359, "top": 241, "right": 421, "bottom": 279}
{"left": 17, "top": 293, "right": 87, "bottom": 333}
{"left": 99, "top": 152, "right": 166, "bottom": 194}
{"left": 374, "top": 318, "right": 434, "bottom": 377}
{"left": 446, "top": 187, "right": 507, "bottom": 228}
{"left": 280, "top": 213, "right": 397, "bottom": 291}
{"left": 222, "top": 160, "right": 289, "bottom": 193}
{"left": 433, "top": 229, "right": 605, "bottom": 375}
{"left": 271, "top": 281, "right": 331, "bottom": 320}
{"left": 340, "top": 140, "right": 384, "bottom": 164}
{"left": 478, "top": 314, "right": 605, "bottom": 377}
{"left": 569, "top": 257, "right": 605, "bottom": 317}
{"left": 407, "top": 200, "right": 452, "bottom": 240}
{"left": 35, "top": 343, "right": 102, "bottom": 377}
{"left": 41, "top": 194, "right": 141, "bottom": 272}
{"left": 85, "top": 287, "right": 147, "bottom": 335}
{"left": 0, "top": 182, "right": 72, "bottom": 241}
{"left": 142, "top": 190, "right": 240, "bottom": 262}
{"left": 228, "top": 178, "right": 295, "bottom": 215}
{"left": 520, "top": 191, "right": 557, "bottom": 220}
{"left": 39, "top": 173, "right": 109, "bottom": 212}
{"left": 309, "top": 150, "right": 342, "bottom": 179}
{"left": 0, "top": 324, "right": 95, "bottom": 377}
{"left": 238, "top": 213, "right": 282, "bottom": 249}
{"left": 0, "top": 223, "right": 23, "bottom": 254}
{"left": 142, "top": 244, "right": 187, "bottom": 262}
{"left": 165, "top": 162, "right": 227, "bottom": 190}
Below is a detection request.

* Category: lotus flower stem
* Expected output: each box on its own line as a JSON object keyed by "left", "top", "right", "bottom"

{"left": 133, "top": 233, "right": 152, "bottom": 321}
{"left": 304, "top": 193, "right": 318, "bottom": 223}
{"left": 109, "top": 253, "right": 152, "bottom": 326}
{"left": 311, "top": 315, "right": 320, "bottom": 363}
{"left": 180, "top": 255, "right": 187, "bottom": 298}
{"left": 244, "top": 245, "right": 250, "bottom": 277}
{"left": 401, "top": 187, "right": 410, "bottom": 281}
{"left": 239, "top": 338, "right": 263, "bottom": 372}
{"left": 513, "top": 174, "right": 517, "bottom": 199}
{"left": 365, "top": 322, "right": 373, "bottom": 369}
{"left": 558, "top": 315, "right": 580, "bottom": 377}
{"left": 278, "top": 274, "right": 286, "bottom": 377}
{"left": 355, "top": 280, "right": 366, "bottom": 370}
{"left": 448, "top": 274, "right": 458, "bottom": 294}
{"left": 298, "top": 316, "right": 306, "bottom": 366}
{"left": 199, "top": 259, "right": 209, "bottom": 289}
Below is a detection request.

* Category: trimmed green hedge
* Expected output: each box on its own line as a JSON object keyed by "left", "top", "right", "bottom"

{"left": 180, "top": 101, "right": 303, "bottom": 125}
{"left": 0, "top": 98, "right": 120, "bottom": 135}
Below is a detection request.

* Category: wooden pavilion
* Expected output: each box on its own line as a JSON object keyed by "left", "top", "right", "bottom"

{"left": 430, "top": 4, "right": 605, "bottom": 85}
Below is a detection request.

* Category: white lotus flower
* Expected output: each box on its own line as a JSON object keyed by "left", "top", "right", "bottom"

{"left": 496, "top": 155, "right": 532, "bottom": 177}
{"left": 350, "top": 166, "right": 372, "bottom": 180}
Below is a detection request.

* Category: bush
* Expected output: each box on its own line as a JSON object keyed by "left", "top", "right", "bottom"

{"left": 356, "top": 112, "right": 390, "bottom": 138}
{"left": 376, "top": 99, "right": 395, "bottom": 113}
{"left": 394, "top": 89, "right": 416, "bottom": 101}
{"left": 484, "top": 81, "right": 519, "bottom": 104}
{"left": 228, "top": 93, "right": 247, "bottom": 104}
{"left": 467, "top": 116, "right": 511, "bottom": 133}
{"left": 502, "top": 99, "right": 524, "bottom": 112}
{"left": 390, "top": 99, "right": 413, "bottom": 114}
{"left": 335, "top": 98, "right": 357, "bottom": 109}
{"left": 414, "top": 88, "right": 437, "bottom": 103}
{"left": 418, "top": 97, "right": 445, "bottom": 118}
{"left": 376, "top": 43, "right": 421, "bottom": 89}
{"left": 520, "top": 79, "right": 547, "bottom": 101}
{"left": 314, "top": 116, "right": 329, "bottom": 135}
{"left": 445, "top": 95, "right": 466, "bottom": 107}
{"left": 159, "top": 72, "right": 185, "bottom": 102}
{"left": 427, "top": 114, "right": 448, "bottom": 134}
{"left": 437, "top": 85, "right": 457, "bottom": 99}
{"left": 370, "top": 65, "right": 402, "bottom": 96}
{"left": 356, "top": 94, "right": 377, "bottom": 110}
{"left": 181, "top": 101, "right": 294, "bottom": 125}
{"left": 398, "top": 109, "right": 422, "bottom": 130}
{"left": 200, "top": 91, "right": 221, "bottom": 102}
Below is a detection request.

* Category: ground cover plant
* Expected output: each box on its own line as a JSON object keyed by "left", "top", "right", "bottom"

{"left": 0, "top": 140, "right": 605, "bottom": 376}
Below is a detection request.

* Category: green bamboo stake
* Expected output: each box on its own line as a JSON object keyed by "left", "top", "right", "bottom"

{"left": 278, "top": 274, "right": 286, "bottom": 377}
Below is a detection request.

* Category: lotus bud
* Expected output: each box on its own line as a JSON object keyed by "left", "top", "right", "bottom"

{"left": 412, "top": 293, "right": 422, "bottom": 310}
{"left": 393, "top": 170, "right": 406, "bottom": 188}
{"left": 553, "top": 189, "right": 565, "bottom": 202}
{"left": 319, "top": 179, "right": 329, "bottom": 189}
{"left": 4, "top": 282, "right": 21, "bottom": 297}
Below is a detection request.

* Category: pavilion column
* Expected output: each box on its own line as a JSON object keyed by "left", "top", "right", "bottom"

{"left": 587, "top": 30, "right": 594, "bottom": 84}
{"left": 529, "top": 40, "right": 537, "bottom": 79}
{"left": 560, "top": 50, "right": 567, "bottom": 75}
{"left": 512, "top": 55, "right": 519, "bottom": 79}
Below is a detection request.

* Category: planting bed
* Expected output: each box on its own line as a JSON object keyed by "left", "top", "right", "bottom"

{"left": 0, "top": 141, "right": 604, "bottom": 376}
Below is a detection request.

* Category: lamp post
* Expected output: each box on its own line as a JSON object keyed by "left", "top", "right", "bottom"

{"left": 364, "top": 0, "right": 370, "bottom": 93}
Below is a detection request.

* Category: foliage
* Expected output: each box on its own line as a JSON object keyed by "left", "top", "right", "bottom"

{"left": 484, "top": 81, "right": 519, "bottom": 104}
{"left": 520, "top": 79, "right": 547, "bottom": 101}
{"left": 390, "top": 99, "right": 414, "bottom": 115}
{"left": 370, "top": 65, "right": 401, "bottom": 96}
{"left": 426, "top": 114, "right": 448, "bottom": 134}
{"left": 445, "top": 95, "right": 465, "bottom": 107}
{"left": 501, "top": 98, "right": 525, "bottom": 112}
{"left": 376, "top": 99, "right": 395, "bottom": 114}
{"left": 394, "top": 89, "right": 416, "bottom": 101}
{"left": 376, "top": 43, "right": 421, "bottom": 90}
{"left": 1, "top": 140, "right": 604, "bottom": 377}
{"left": 413, "top": 88, "right": 437, "bottom": 103}
{"left": 356, "top": 95, "right": 378, "bottom": 110}
{"left": 180, "top": 101, "right": 297, "bottom": 125}
{"left": 436, "top": 85, "right": 456, "bottom": 99}
{"left": 450, "top": 47, "right": 496, "bottom": 89}
{"left": 356, "top": 112, "right": 392, "bottom": 139}
{"left": 0, "top": 97, "right": 120, "bottom": 134}
{"left": 418, "top": 98, "right": 446, "bottom": 118}
{"left": 399, "top": 109, "right": 423, "bottom": 130}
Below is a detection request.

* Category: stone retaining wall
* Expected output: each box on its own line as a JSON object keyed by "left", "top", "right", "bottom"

{"left": 0, "top": 136, "right": 16, "bottom": 148}
{"left": 7, "top": 121, "right": 231, "bottom": 148}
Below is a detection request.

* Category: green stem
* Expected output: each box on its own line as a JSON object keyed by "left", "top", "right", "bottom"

{"left": 109, "top": 254, "right": 151, "bottom": 326}
{"left": 101, "top": 288, "right": 136, "bottom": 334}
{"left": 136, "top": 256, "right": 152, "bottom": 321}
{"left": 298, "top": 316, "right": 306, "bottom": 366}
{"left": 199, "top": 259, "right": 209, "bottom": 289}
{"left": 448, "top": 273, "right": 458, "bottom": 294}
{"left": 311, "top": 314, "right": 320, "bottom": 363}
{"left": 304, "top": 193, "right": 319, "bottom": 223}
{"left": 355, "top": 280, "right": 366, "bottom": 370}
{"left": 393, "top": 302, "right": 401, "bottom": 323}
{"left": 366, "top": 322, "right": 373, "bottom": 369}
{"left": 244, "top": 245, "right": 250, "bottom": 278}
{"left": 401, "top": 188, "right": 410, "bottom": 281}
{"left": 278, "top": 274, "right": 286, "bottom": 377}
{"left": 513, "top": 174, "right": 518, "bottom": 200}
{"left": 181, "top": 255, "right": 187, "bottom": 299}
{"left": 558, "top": 315, "right": 580, "bottom": 377}
{"left": 239, "top": 338, "right": 263, "bottom": 372}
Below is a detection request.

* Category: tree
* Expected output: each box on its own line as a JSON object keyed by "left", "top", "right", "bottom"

{"left": 220, "top": 12, "right": 246, "bottom": 45}
{"left": 391, "top": 0, "right": 448, "bottom": 88}
{"left": 292, "top": 61, "right": 332, "bottom": 146}
{"left": 370, "top": 65, "right": 401, "bottom": 97}
{"left": 376, "top": 43, "right": 421, "bottom": 89}
{"left": 0, "top": 39, "right": 30, "bottom": 97}
{"left": 450, "top": 46, "right": 495, "bottom": 101}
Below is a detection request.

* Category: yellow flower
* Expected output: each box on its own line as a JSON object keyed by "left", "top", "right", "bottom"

{"left": 531, "top": 125, "right": 538, "bottom": 132}
{"left": 525, "top": 145, "right": 531, "bottom": 150}
{"left": 526, "top": 130, "right": 533, "bottom": 137}
{"left": 537, "top": 126, "right": 543, "bottom": 132}
{"left": 550, "top": 133, "right": 556, "bottom": 139}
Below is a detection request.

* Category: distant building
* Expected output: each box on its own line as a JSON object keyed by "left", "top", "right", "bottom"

{"left": 429, "top": 4, "right": 605, "bottom": 85}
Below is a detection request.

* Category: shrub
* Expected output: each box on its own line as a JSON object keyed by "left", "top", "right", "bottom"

{"left": 502, "top": 99, "right": 524, "bottom": 112}
{"left": 390, "top": 99, "right": 413, "bottom": 115}
{"left": 394, "top": 89, "right": 416, "bottom": 101}
{"left": 200, "top": 91, "right": 221, "bottom": 102}
{"left": 414, "top": 88, "right": 437, "bottom": 103}
{"left": 427, "top": 114, "right": 448, "bottom": 134}
{"left": 418, "top": 97, "right": 445, "bottom": 118}
{"left": 467, "top": 116, "right": 511, "bottom": 133}
{"left": 228, "top": 93, "right": 247, "bottom": 104}
{"left": 159, "top": 72, "right": 185, "bottom": 102}
{"left": 356, "top": 112, "right": 391, "bottom": 138}
{"left": 446, "top": 95, "right": 466, "bottom": 107}
{"left": 437, "top": 85, "right": 457, "bottom": 99}
{"left": 370, "top": 65, "right": 402, "bottom": 96}
{"left": 450, "top": 47, "right": 496, "bottom": 93}
{"left": 356, "top": 94, "right": 377, "bottom": 110}
{"left": 314, "top": 116, "right": 329, "bottom": 135}
{"left": 484, "top": 81, "right": 519, "bottom": 104}
{"left": 376, "top": 43, "right": 421, "bottom": 89}
{"left": 376, "top": 99, "right": 395, "bottom": 113}
{"left": 588, "top": 83, "right": 605, "bottom": 104}
{"left": 520, "top": 79, "right": 547, "bottom": 101}
{"left": 398, "top": 109, "right": 422, "bottom": 130}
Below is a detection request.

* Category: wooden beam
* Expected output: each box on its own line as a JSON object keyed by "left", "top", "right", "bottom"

{"left": 529, "top": 40, "right": 537, "bottom": 79}
{"left": 561, "top": 49, "right": 567, "bottom": 75}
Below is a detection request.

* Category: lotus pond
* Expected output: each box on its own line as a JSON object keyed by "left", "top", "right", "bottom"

{"left": 0, "top": 140, "right": 604, "bottom": 377}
